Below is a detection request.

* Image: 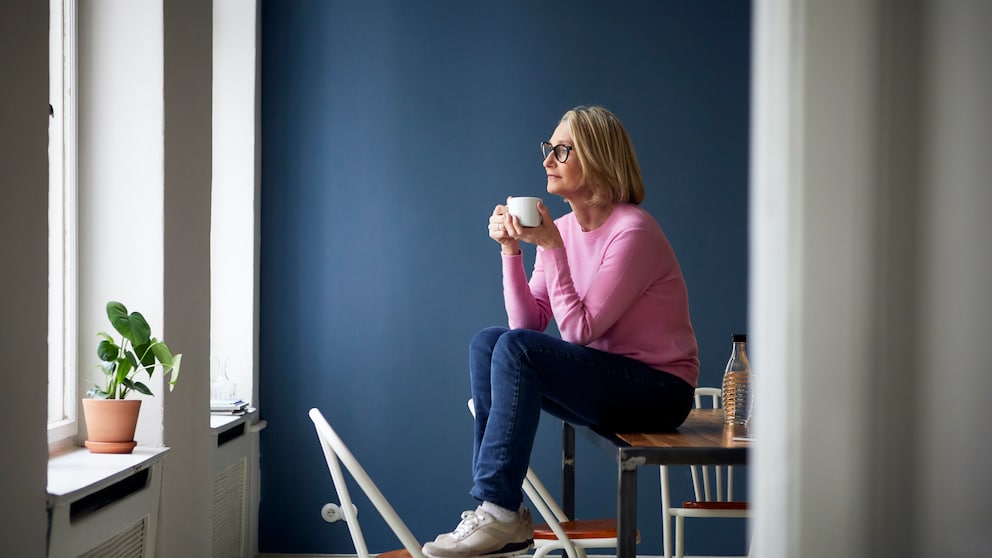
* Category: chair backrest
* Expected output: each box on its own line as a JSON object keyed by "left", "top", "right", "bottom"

{"left": 308, "top": 408, "right": 425, "bottom": 558}
{"left": 688, "top": 387, "right": 737, "bottom": 502}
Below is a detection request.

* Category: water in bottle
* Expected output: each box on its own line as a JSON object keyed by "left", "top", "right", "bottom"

{"left": 721, "top": 333, "right": 752, "bottom": 425}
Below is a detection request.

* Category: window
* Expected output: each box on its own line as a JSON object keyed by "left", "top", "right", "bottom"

{"left": 48, "top": 0, "right": 78, "bottom": 447}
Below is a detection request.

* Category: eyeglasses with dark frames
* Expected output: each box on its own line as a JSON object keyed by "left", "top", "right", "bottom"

{"left": 541, "top": 142, "right": 573, "bottom": 163}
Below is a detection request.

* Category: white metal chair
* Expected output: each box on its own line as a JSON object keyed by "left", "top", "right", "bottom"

{"left": 660, "top": 387, "right": 750, "bottom": 558}
{"left": 467, "top": 399, "right": 638, "bottom": 558}
{"left": 309, "top": 408, "right": 425, "bottom": 558}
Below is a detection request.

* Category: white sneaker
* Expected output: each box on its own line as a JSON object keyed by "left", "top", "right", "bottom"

{"left": 422, "top": 506, "right": 534, "bottom": 558}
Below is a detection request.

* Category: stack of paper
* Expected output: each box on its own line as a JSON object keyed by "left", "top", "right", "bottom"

{"left": 210, "top": 399, "right": 250, "bottom": 414}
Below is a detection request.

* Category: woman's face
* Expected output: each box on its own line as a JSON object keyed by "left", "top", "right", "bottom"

{"left": 544, "top": 120, "right": 585, "bottom": 201}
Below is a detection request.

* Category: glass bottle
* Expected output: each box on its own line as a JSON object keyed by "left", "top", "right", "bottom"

{"left": 721, "top": 333, "right": 752, "bottom": 425}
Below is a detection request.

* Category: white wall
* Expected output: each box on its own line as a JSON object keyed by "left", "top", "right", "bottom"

{"left": 77, "top": 0, "right": 167, "bottom": 439}
{"left": 0, "top": 1, "right": 51, "bottom": 555}
{"left": 76, "top": 0, "right": 215, "bottom": 555}
{"left": 751, "top": 0, "right": 992, "bottom": 556}
{"left": 751, "top": 1, "right": 878, "bottom": 553}
{"left": 915, "top": 1, "right": 992, "bottom": 554}
{"left": 161, "top": 0, "right": 215, "bottom": 555}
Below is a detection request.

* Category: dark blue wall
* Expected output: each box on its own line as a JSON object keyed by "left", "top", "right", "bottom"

{"left": 259, "top": 0, "right": 750, "bottom": 554}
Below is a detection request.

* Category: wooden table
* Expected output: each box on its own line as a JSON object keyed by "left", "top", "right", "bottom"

{"left": 561, "top": 409, "right": 749, "bottom": 558}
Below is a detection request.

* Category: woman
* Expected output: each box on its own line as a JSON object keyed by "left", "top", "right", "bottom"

{"left": 422, "top": 106, "right": 698, "bottom": 558}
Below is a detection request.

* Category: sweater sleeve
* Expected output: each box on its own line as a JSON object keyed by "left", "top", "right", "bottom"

{"left": 543, "top": 229, "right": 662, "bottom": 346}
{"left": 502, "top": 252, "right": 552, "bottom": 331}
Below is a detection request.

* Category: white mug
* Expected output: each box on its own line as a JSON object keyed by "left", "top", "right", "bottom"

{"left": 507, "top": 196, "right": 543, "bottom": 227}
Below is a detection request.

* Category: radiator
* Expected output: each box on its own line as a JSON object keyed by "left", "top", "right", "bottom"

{"left": 47, "top": 448, "right": 167, "bottom": 558}
{"left": 211, "top": 415, "right": 263, "bottom": 558}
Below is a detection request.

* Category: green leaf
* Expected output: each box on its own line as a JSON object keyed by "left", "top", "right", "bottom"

{"left": 124, "top": 351, "right": 139, "bottom": 371}
{"left": 150, "top": 341, "right": 174, "bottom": 367}
{"left": 166, "top": 353, "right": 182, "bottom": 391}
{"left": 134, "top": 340, "right": 155, "bottom": 371}
{"left": 97, "top": 339, "right": 119, "bottom": 362}
{"left": 106, "top": 301, "right": 151, "bottom": 346}
{"left": 106, "top": 301, "right": 132, "bottom": 339}
{"left": 128, "top": 311, "right": 151, "bottom": 346}
{"left": 132, "top": 382, "right": 153, "bottom": 396}
{"left": 115, "top": 357, "right": 133, "bottom": 385}
{"left": 119, "top": 378, "right": 133, "bottom": 398}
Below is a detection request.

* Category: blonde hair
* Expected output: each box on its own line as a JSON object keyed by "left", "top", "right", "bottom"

{"left": 562, "top": 105, "right": 645, "bottom": 206}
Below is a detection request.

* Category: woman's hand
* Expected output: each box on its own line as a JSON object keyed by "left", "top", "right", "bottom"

{"left": 488, "top": 202, "right": 521, "bottom": 255}
{"left": 490, "top": 197, "right": 563, "bottom": 254}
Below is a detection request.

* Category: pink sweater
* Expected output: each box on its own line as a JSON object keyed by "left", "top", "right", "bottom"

{"left": 502, "top": 203, "right": 698, "bottom": 387}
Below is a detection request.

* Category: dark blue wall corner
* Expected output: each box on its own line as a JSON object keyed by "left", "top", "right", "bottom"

{"left": 259, "top": 0, "right": 750, "bottom": 554}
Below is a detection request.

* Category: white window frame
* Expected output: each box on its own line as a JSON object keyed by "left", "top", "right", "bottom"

{"left": 48, "top": 0, "right": 78, "bottom": 448}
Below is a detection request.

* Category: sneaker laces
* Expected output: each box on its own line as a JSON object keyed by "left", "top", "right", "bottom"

{"left": 451, "top": 509, "right": 486, "bottom": 539}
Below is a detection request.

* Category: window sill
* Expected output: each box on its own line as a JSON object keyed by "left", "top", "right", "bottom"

{"left": 211, "top": 408, "right": 266, "bottom": 435}
{"left": 210, "top": 409, "right": 251, "bottom": 431}
{"left": 47, "top": 446, "right": 170, "bottom": 507}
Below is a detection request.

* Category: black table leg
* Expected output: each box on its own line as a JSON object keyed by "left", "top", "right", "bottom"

{"left": 562, "top": 422, "right": 575, "bottom": 519}
{"left": 617, "top": 452, "right": 639, "bottom": 558}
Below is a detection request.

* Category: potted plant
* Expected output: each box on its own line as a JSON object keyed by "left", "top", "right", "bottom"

{"left": 82, "top": 300, "right": 182, "bottom": 453}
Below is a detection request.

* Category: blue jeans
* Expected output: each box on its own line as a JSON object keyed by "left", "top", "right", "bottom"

{"left": 468, "top": 326, "right": 694, "bottom": 510}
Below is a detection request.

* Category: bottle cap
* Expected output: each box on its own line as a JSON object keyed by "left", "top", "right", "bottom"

{"left": 732, "top": 333, "right": 747, "bottom": 342}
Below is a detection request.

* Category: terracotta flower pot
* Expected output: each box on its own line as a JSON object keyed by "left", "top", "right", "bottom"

{"left": 81, "top": 398, "right": 142, "bottom": 454}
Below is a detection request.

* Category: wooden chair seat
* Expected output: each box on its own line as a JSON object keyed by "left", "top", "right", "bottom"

{"left": 681, "top": 500, "right": 749, "bottom": 510}
{"left": 534, "top": 519, "right": 640, "bottom": 542}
